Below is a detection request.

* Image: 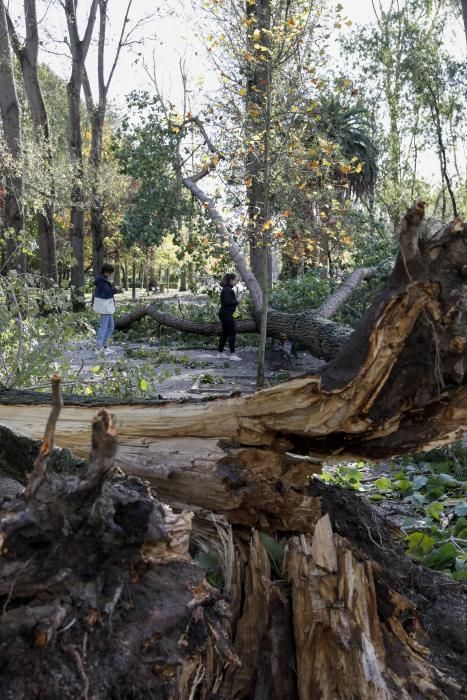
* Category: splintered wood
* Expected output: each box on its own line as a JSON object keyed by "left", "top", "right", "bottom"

{"left": 285, "top": 515, "right": 461, "bottom": 700}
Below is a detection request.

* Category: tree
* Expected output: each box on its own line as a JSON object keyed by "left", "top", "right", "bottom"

{"left": 462, "top": 0, "right": 467, "bottom": 45}
{"left": 6, "top": 0, "right": 58, "bottom": 284}
{"left": 0, "top": 0, "right": 25, "bottom": 272}
{"left": 82, "top": 0, "right": 133, "bottom": 277}
{"left": 115, "top": 92, "right": 186, "bottom": 249}
{"left": 63, "top": 0, "right": 99, "bottom": 308}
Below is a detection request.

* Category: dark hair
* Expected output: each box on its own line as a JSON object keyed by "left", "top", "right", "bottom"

{"left": 221, "top": 273, "right": 237, "bottom": 287}
{"left": 101, "top": 263, "right": 115, "bottom": 275}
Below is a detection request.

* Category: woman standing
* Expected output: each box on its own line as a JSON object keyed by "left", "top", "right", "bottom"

{"left": 93, "top": 263, "right": 121, "bottom": 353}
{"left": 217, "top": 273, "right": 241, "bottom": 361}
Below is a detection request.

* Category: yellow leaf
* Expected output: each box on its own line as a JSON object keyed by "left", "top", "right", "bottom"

{"left": 253, "top": 29, "right": 261, "bottom": 40}
{"left": 321, "top": 158, "right": 331, "bottom": 167}
{"left": 291, "top": 105, "right": 299, "bottom": 113}
{"left": 283, "top": 209, "right": 291, "bottom": 218}
{"left": 262, "top": 219, "right": 273, "bottom": 230}
{"left": 239, "top": 87, "right": 247, "bottom": 96}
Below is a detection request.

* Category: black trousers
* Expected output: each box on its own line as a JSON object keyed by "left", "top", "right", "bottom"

{"left": 218, "top": 311, "right": 236, "bottom": 353}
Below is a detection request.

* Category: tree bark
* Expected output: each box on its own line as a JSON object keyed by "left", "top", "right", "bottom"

{"left": 0, "top": 0, "right": 25, "bottom": 272}
{"left": 7, "top": 0, "right": 58, "bottom": 284}
{"left": 113, "top": 265, "right": 374, "bottom": 360}
{"left": 462, "top": 0, "right": 467, "bottom": 48}
{"left": 245, "top": 0, "right": 273, "bottom": 287}
{"left": 64, "top": 0, "right": 99, "bottom": 309}
{"left": 83, "top": 0, "right": 133, "bottom": 278}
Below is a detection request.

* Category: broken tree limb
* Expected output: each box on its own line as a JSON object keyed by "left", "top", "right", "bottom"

{"left": 115, "top": 303, "right": 352, "bottom": 361}
{"left": 113, "top": 268, "right": 374, "bottom": 359}
{"left": 24, "top": 374, "right": 63, "bottom": 499}
{"left": 316, "top": 265, "right": 377, "bottom": 318}
{"left": 1, "top": 425, "right": 466, "bottom": 700}
{"left": 182, "top": 116, "right": 263, "bottom": 312}
{"left": 114, "top": 304, "right": 149, "bottom": 331}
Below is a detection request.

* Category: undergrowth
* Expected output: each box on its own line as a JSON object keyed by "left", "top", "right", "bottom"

{"left": 321, "top": 442, "right": 467, "bottom": 581}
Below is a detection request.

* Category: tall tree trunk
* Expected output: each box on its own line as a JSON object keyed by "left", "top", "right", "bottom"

{"left": 83, "top": 0, "right": 133, "bottom": 278}
{"left": 7, "top": 0, "right": 57, "bottom": 284}
{"left": 123, "top": 256, "right": 129, "bottom": 290}
{"left": 462, "top": 0, "right": 467, "bottom": 47}
{"left": 89, "top": 110, "right": 105, "bottom": 276}
{"left": 0, "top": 0, "right": 25, "bottom": 273}
{"left": 64, "top": 0, "right": 99, "bottom": 310}
{"left": 179, "top": 267, "right": 187, "bottom": 292}
{"left": 113, "top": 248, "right": 121, "bottom": 286}
{"left": 245, "top": 0, "right": 272, "bottom": 287}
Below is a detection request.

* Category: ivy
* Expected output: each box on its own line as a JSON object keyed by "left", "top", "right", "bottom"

{"left": 322, "top": 442, "right": 467, "bottom": 581}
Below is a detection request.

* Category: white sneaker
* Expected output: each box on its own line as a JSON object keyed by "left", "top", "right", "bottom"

{"left": 216, "top": 352, "right": 225, "bottom": 358}
{"left": 103, "top": 347, "right": 113, "bottom": 355}
{"left": 228, "top": 353, "right": 242, "bottom": 361}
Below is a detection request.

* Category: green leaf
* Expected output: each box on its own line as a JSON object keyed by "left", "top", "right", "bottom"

{"left": 259, "top": 532, "right": 284, "bottom": 574}
{"left": 438, "top": 473, "right": 461, "bottom": 485}
{"left": 425, "top": 542, "right": 457, "bottom": 570}
{"left": 138, "top": 378, "right": 149, "bottom": 391}
{"left": 394, "top": 479, "right": 412, "bottom": 492}
{"left": 454, "top": 501, "right": 467, "bottom": 517}
{"left": 451, "top": 570, "right": 467, "bottom": 582}
{"left": 195, "top": 550, "right": 219, "bottom": 573}
{"left": 407, "top": 532, "right": 435, "bottom": 557}
{"left": 427, "top": 502, "right": 444, "bottom": 521}
{"left": 412, "top": 475, "right": 428, "bottom": 490}
{"left": 369, "top": 494, "right": 384, "bottom": 501}
{"left": 454, "top": 517, "right": 467, "bottom": 536}
{"left": 374, "top": 477, "right": 392, "bottom": 492}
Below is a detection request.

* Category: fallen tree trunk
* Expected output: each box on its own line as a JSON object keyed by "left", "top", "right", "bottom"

{"left": 114, "top": 268, "right": 375, "bottom": 361}
{"left": 116, "top": 305, "right": 352, "bottom": 361}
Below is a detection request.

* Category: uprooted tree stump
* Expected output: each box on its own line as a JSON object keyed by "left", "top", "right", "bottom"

{"left": 0, "top": 417, "right": 466, "bottom": 700}
{"left": 0, "top": 203, "right": 466, "bottom": 698}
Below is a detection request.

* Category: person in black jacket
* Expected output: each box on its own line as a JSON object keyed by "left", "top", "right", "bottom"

{"left": 93, "top": 263, "right": 121, "bottom": 353}
{"left": 217, "top": 273, "right": 241, "bottom": 361}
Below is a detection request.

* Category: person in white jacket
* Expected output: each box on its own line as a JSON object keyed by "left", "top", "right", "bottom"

{"left": 93, "top": 263, "right": 121, "bottom": 352}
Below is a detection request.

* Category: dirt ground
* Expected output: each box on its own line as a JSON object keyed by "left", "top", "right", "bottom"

{"left": 63, "top": 338, "right": 323, "bottom": 399}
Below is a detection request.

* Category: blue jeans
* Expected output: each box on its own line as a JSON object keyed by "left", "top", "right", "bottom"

{"left": 96, "top": 314, "right": 114, "bottom": 348}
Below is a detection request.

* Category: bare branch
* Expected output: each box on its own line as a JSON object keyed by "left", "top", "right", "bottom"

{"left": 104, "top": 0, "right": 133, "bottom": 97}
{"left": 316, "top": 267, "right": 377, "bottom": 319}
{"left": 5, "top": 8, "right": 24, "bottom": 60}
{"left": 24, "top": 374, "right": 63, "bottom": 498}
{"left": 184, "top": 174, "right": 263, "bottom": 312}
{"left": 97, "top": 0, "right": 107, "bottom": 100}
{"left": 82, "top": 64, "right": 95, "bottom": 114}
{"left": 81, "top": 0, "right": 99, "bottom": 56}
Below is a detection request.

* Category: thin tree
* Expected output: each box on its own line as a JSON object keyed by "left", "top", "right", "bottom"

{"left": 82, "top": 0, "right": 134, "bottom": 277}
{"left": 6, "top": 0, "right": 58, "bottom": 284}
{"left": 62, "top": 0, "right": 99, "bottom": 309}
{"left": 0, "top": 0, "right": 25, "bottom": 272}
